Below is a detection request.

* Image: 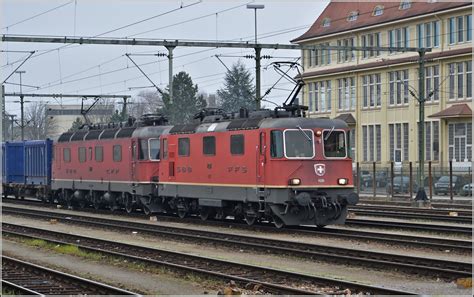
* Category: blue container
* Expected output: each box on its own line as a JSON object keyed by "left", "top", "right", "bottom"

{"left": 2, "top": 141, "right": 25, "bottom": 184}
{"left": 24, "top": 139, "right": 53, "bottom": 186}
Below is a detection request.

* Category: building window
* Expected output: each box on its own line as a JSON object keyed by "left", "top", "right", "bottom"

{"left": 388, "top": 27, "right": 409, "bottom": 52}
{"left": 362, "top": 124, "right": 381, "bottom": 162}
{"left": 362, "top": 74, "right": 381, "bottom": 108}
{"left": 425, "top": 65, "right": 440, "bottom": 102}
{"left": 95, "top": 146, "right": 103, "bottom": 162}
{"left": 423, "top": 121, "right": 439, "bottom": 161}
{"left": 178, "top": 138, "right": 190, "bottom": 156}
{"left": 347, "top": 11, "right": 358, "bottom": 22}
{"left": 337, "top": 77, "right": 355, "bottom": 111}
{"left": 311, "top": 81, "right": 331, "bottom": 112}
{"left": 230, "top": 134, "right": 245, "bottom": 155}
{"left": 448, "top": 61, "right": 472, "bottom": 100}
{"left": 373, "top": 5, "right": 383, "bottom": 16}
{"left": 113, "top": 145, "right": 122, "bottom": 162}
{"left": 448, "top": 14, "right": 472, "bottom": 44}
{"left": 361, "top": 32, "right": 381, "bottom": 58}
{"left": 322, "top": 18, "right": 330, "bottom": 27}
{"left": 388, "top": 70, "right": 409, "bottom": 106}
{"left": 203, "top": 136, "right": 216, "bottom": 156}
{"left": 349, "top": 128, "right": 356, "bottom": 160}
{"left": 417, "top": 21, "right": 440, "bottom": 48}
{"left": 337, "top": 37, "right": 355, "bottom": 63}
{"left": 307, "top": 43, "right": 331, "bottom": 67}
{"left": 308, "top": 83, "right": 314, "bottom": 111}
{"left": 448, "top": 122, "right": 472, "bottom": 162}
{"left": 78, "top": 147, "right": 86, "bottom": 163}
{"left": 389, "top": 123, "right": 409, "bottom": 162}
{"left": 400, "top": 0, "right": 411, "bottom": 10}
{"left": 63, "top": 148, "right": 71, "bottom": 163}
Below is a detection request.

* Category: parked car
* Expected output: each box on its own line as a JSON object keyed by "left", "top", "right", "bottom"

{"left": 386, "top": 176, "right": 418, "bottom": 194}
{"left": 461, "top": 183, "right": 473, "bottom": 196}
{"left": 434, "top": 176, "right": 465, "bottom": 195}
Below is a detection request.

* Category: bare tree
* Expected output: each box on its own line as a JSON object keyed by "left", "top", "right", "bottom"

{"left": 128, "top": 90, "right": 163, "bottom": 119}
{"left": 24, "top": 101, "right": 58, "bottom": 140}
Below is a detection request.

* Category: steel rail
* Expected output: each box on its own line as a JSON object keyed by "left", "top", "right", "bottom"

{"left": 2, "top": 255, "right": 138, "bottom": 295}
{"left": 3, "top": 202, "right": 472, "bottom": 251}
{"left": 358, "top": 199, "right": 473, "bottom": 210}
{"left": 3, "top": 207, "right": 472, "bottom": 280}
{"left": 1, "top": 280, "right": 43, "bottom": 296}
{"left": 350, "top": 205, "right": 472, "bottom": 216}
{"left": 348, "top": 209, "right": 472, "bottom": 223}
{"left": 2, "top": 223, "right": 415, "bottom": 295}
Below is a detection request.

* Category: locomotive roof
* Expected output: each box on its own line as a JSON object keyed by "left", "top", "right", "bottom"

{"left": 57, "top": 125, "right": 172, "bottom": 142}
{"left": 167, "top": 117, "right": 348, "bottom": 135}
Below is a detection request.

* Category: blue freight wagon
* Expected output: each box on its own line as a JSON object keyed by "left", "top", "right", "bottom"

{"left": 2, "top": 139, "right": 53, "bottom": 200}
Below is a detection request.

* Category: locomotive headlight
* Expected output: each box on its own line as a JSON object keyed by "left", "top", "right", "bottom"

{"left": 338, "top": 178, "right": 348, "bottom": 185}
{"left": 289, "top": 178, "right": 301, "bottom": 186}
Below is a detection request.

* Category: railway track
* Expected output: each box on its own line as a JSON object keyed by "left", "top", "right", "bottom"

{"left": 351, "top": 205, "right": 472, "bottom": 217}
{"left": 3, "top": 206, "right": 472, "bottom": 280}
{"left": 1, "top": 255, "right": 137, "bottom": 295}
{"left": 348, "top": 207, "right": 472, "bottom": 223}
{"left": 358, "top": 199, "right": 472, "bottom": 210}
{"left": 2, "top": 223, "right": 414, "bottom": 295}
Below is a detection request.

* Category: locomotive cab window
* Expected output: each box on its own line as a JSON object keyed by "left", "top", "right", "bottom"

{"left": 63, "top": 148, "right": 71, "bottom": 163}
{"left": 230, "top": 134, "right": 244, "bottom": 155}
{"left": 95, "top": 146, "right": 103, "bottom": 162}
{"left": 113, "top": 145, "right": 122, "bottom": 162}
{"left": 270, "top": 130, "right": 284, "bottom": 158}
{"left": 79, "top": 147, "right": 87, "bottom": 163}
{"left": 284, "top": 129, "right": 314, "bottom": 159}
{"left": 178, "top": 138, "right": 190, "bottom": 156}
{"left": 139, "top": 139, "right": 149, "bottom": 160}
{"left": 149, "top": 139, "right": 160, "bottom": 160}
{"left": 203, "top": 136, "right": 216, "bottom": 155}
{"left": 323, "top": 130, "right": 347, "bottom": 158}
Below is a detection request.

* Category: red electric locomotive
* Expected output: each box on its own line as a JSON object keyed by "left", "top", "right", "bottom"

{"left": 52, "top": 106, "right": 358, "bottom": 227}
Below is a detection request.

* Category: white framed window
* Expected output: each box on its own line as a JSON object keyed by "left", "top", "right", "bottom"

{"left": 337, "top": 77, "right": 355, "bottom": 111}
{"left": 322, "top": 18, "right": 331, "bottom": 27}
{"left": 448, "top": 14, "right": 472, "bottom": 45}
{"left": 388, "top": 27, "right": 409, "bottom": 53}
{"left": 417, "top": 21, "right": 440, "bottom": 48}
{"left": 361, "top": 32, "right": 381, "bottom": 59}
{"left": 307, "top": 43, "right": 331, "bottom": 67}
{"left": 389, "top": 123, "right": 409, "bottom": 162}
{"left": 310, "top": 81, "right": 332, "bottom": 113}
{"left": 448, "top": 122, "right": 472, "bottom": 162}
{"left": 373, "top": 5, "right": 383, "bottom": 16}
{"left": 362, "top": 73, "right": 381, "bottom": 108}
{"left": 308, "top": 82, "right": 315, "bottom": 111}
{"left": 448, "top": 61, "right": 472, "bottom": 100}
{"left": 347, "top": 11, "right": 358, "bottom": 22}
{"left": 362, "top": 124, "right": 381, "bottom": 162}
{"left": 425, "top": 65, "right": 440, "bottom": 102}
{"left": 337, "top": 38, "right": 355, "bottom": 63}
{"left": 400, "top": 0, "right": 411, "bottom": 10}
{"left": 388, "top": 70, "right": 409, "bottom": 106}
{"left": 423, "top": 121, "right": 439, "bottom": 161}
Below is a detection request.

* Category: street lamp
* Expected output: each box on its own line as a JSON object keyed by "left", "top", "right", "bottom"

{"left": 247, "top": 4, "right": 264, "bottom": 111}
{"left": 247, "top": 4, "right": 265, "bottom": 44}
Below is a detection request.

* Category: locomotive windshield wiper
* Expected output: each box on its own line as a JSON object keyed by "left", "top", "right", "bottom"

{"left": 324, "top": 126, "right": 335, "bottom": 141}
{"left": 297, "top": 125, "right": 311, "bottom": 142}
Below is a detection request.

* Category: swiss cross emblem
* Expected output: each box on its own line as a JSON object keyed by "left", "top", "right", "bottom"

{"left": 314, "top": 164, "right": 326, "bottom": 176}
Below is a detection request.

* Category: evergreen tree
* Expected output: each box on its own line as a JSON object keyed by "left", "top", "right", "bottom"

{"left": 161, "top": 71, "right": 207, "bottom": 124}
{"left": 69, "top": 117, "right": 84, "bottom": 132}
{"left": 109, "top": 110, "right": 126, "bottom": 123}
{"left": 217, "top": 61, "right": 256, "bottom": 113}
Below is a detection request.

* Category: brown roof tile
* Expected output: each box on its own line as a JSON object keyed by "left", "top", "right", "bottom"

{"left": 292, "top": 1, "right": 472, "bottom": 43}
{"left": 428, "top": 103, "right": 472, "bottom": 118}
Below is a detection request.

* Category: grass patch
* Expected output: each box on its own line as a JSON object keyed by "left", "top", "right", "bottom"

{"left": 21, "top": 237, "right": 103, "bottom": 261}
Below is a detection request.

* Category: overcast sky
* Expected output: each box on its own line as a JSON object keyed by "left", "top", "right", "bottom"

{"left": 1, "top": 0, "right": 328, "bottom": 116}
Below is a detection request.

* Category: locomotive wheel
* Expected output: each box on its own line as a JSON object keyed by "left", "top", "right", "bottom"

{"left": 78, "top": 198, "right": 87, "bottom": 209}
{"left": 93, "top": 196, "right": 101, "bottom": 210}
{"left": 272, "top": 216, "right": 285, "bottom": 229}
{"left": 125, "top": 195, "right": 134, "bottom": 214}
{"left": 177, "top": 209, "right": 187, "bottom": 219}
{"left": 66, "top": 197, "right": 74, "bottom": 210}
{"left": 214, "top": 209, "right": 224, "bottom": 220}
{"left": 244, "top": 214, "right": 257, "bottom": 226}
{"left": 142, "top": 205, "right": 151, "bottom": 216}
{"left": 199, "top": 207, "right": 212, "bottom": 221}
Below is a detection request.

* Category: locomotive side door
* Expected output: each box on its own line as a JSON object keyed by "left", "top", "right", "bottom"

{"left": 257, "top": 132, "right": 266, "bottom": 186}
{"left": 131, "top": 140, "right": 137, "bottom": 181}
{"left": 168, "top": 142, "right": 176, "bottom": 181}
